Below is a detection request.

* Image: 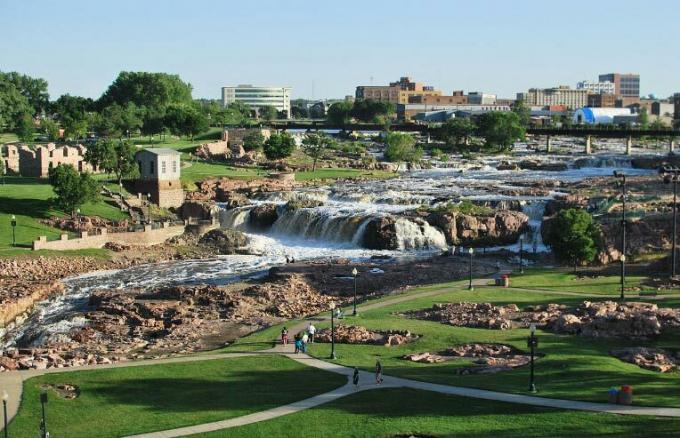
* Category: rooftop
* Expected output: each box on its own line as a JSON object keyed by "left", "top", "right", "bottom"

{"left": 139, "top": 148, "right": 180, "bottom": 156}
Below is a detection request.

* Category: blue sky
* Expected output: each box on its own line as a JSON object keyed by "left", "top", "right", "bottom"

{"left": 1, "top": 0, "right": 678, "bottom": 100}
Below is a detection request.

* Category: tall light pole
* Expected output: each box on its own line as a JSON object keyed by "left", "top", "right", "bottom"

{"left": 2, "top": 390, "right": 8, "bottom": 438}
{"left": 613, "top": 171, "right": 627, "bottom": 295}
{"left": 351, "top": 267, "right": 358, "bottom": 316}
{"left": 329, "top": 302, "right": 337, "bottom": 360}
{"left": 10, "top": 215, "right": 16, "bottom": 247}
{"left": 661, "top": 167, "right": 680, "bottom": 278}
{"left": 468, "top": 247, "right": 474, "bottom": 290}
{"left": 519, "top": 236, "right": 525, "bottom": 274}
{"left": 527, "top": 323, "right": 538, "bottom": 393}
{"left": 39, "top": 390, "right": 48, "bottom": 438}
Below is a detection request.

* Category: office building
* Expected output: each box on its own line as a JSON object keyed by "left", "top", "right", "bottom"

{"left": 577, "top": 80, "right": 615, "bottom": 95}
{"left": 588, "top": 93, "right": 617, "bottom": 108}
{"left": 598, "top": 73, "right": 640, "bottom": 97}
{"left": 221, "top": 85, "right": 292, "bottom": 119}
{"left": 409, "top": 91, "right": 467, "bottom": 105}
{"left": 467, "top": 92, "right": 497, "bottom": 105}
{"left": 355, "top": 76, "right": 441, "bottom": 105}
{"left": 517, "top": 86, "right": 589, "bottom": 109}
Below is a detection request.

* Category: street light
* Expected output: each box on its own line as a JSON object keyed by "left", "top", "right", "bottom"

{"left": 661, "top": 167, "right": 680, "bottom": 278}
{"left": 146, "top": 193, "right": 152, "bottom": 224}
{"left": 2, "top": 390, "right": 8, "bottom": 438}
{"left": 519, "top": 236, "right": 525, "bottom": 274}
{"left": 329, "top": 302, "right": 337, "bottom": 360}
{"left": 10, "top": 215, "right": 16, "bottom": 247}
{"left": 39, "top": 390, "right": 48, "bottom": 438}
{"left": 468, "top": 247, "right": 474, "bottom": 291}
{"left": 351, "top": 267, "right": 359, "bottom": 316}
{"left": 527, "top": 323, "right": 538, "bottom": 393}
{"left": 620, "top": 254, "right": 626, "bottom": 300}
{"left": 613, "top": 171, "right": 627, "bottom": 284}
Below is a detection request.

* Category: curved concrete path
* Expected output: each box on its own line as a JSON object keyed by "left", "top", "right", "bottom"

{"left": 4, "top": 275, "right": 680, "bottom": 438}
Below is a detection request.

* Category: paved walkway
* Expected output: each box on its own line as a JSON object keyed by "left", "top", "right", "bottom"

{"left": 4, "top": 274, "right": 680, "bottom": 437}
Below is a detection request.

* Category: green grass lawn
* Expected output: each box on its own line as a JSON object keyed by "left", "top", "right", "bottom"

{"left": 200, "top": 388, "right": 680, "bottom": 437}
{"left": 294, "top": 168, "right": 395, "bottom": 181}
{"left": 181, "top": 161, "right": 265, "bottom": 186}
{"left": 130, "top": 127, "right": 223, "bottom": 157}
{"left": 302, "top": 279, "right": 680, "bottom": 408}
{"left": 7, "top": 355, "right": 346, "bottom": 438}
{"left": 0, "top": 176, "right": 129, "bottom": 250}
{"left": 0, "top": 131, "right": 19, "bottom": 143}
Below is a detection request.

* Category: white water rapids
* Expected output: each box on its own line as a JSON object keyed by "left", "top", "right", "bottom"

{"left": 3, "top": 147, "right": 659, "bottom": 347}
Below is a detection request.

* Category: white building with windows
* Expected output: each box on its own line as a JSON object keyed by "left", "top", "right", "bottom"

{"left": 576, "top": 80, "right": 615, "bottom": 95}
{"left": 221, "top": 85, "right": 292, "bottom": 119}
{"left": 135, "top": 148, "right": 184, "bottom": 208}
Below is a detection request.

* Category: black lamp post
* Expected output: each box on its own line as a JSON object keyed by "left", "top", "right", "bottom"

{"left": 147, "top": 193, "right": 152, "bottom": 224}
{"left": 10, "top": 215, "right": 16, "bottom": 247}
{"left": 351, "top": 267, "right": 358, "bottom": 316}
{"left": 468, "top": 247, "right": 474, "bottom": 290}
{"left": 661, "top": 167, "right": 680, "bottom": 278}
{"left": 2, "top": 390, "right": 8, "bottom": 438}
{"left": 527, "top": 323, "right": 538, "bottom": 393}
{"left": 519, "top": 236, "right": 525, "bottom": 274}
{"left": 613, "top": 171, "right": 627, "bottom": 296}
{"left": 329, "top": 302, "right": 337, "bottom": 360}
{"left": 39, "top": 390, "right": 48, "bottom": 438}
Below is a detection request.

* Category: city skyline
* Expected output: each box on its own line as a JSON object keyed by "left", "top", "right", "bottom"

{"left": 1, "top": 0, "right": 678, "bottom": 101}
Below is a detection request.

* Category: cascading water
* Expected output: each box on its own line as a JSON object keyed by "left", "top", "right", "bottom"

{"left": 271, "top": 207, "right": 372, "bottom": 245}
{"left": 393, "top": 218, "right": 448, "bottom": 250}
{"left": 220, "top": 206, "right": 253, "bottom": 230}
{"left": 520, "top": 200, "right": 548, "bottom": 253}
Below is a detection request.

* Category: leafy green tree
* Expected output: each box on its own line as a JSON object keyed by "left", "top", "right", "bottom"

{"left": 327, "top": 101, "right": 353, "bottom": 125}
{"left": 141, "top": 108, "right": 166, "bottom": 140}
{"left": 638, "top": 107, "right": 649, "bottom": 129}
{"left": 291, "top": 105, "right": 309, "bottom": 119}
{"left": 545, "top": 208, "right": 600, "bottom": 266}
{"left": 263, "top": 132, "right": 296, "bottom": 160}
{"left": 51, "top": 94, "right": 94, "bottom": 121}
{"left": 437, "top": 118, "right": 477, "bottom": 149}
{"left": 48, "top": 164, "right": 100, "bottom": 215}
{"left": 16, "top": 113, "right": 35, "bottom": 142}
{"left": 302, "top": 132, "right": 335, "bottom": 171}
{"left": 0, "top": 78, "right": 33, "bottom": 131}
{"left": 163, "top": 104, "right": 209, "bottom": 139}
{"left": 351, "top": 100, "right": 395, "bottom": 123}
{"left": 258, "top": 105, "right": 277, "bottom": 122}
{"left": 384, "top": 132, "right": 422, "bottom": 169}
{"left": 41, "top": 118, "right": 60, "bottom": 141}
{"left": 63, "top": 116, "right": 89, "bottom": 141}
{"left": 478, "top": 112, "right": 525, "bottom": 151}
{"left": 97, "top": 72, "right": 193, "bottom": 111}
{"left": 243, "top": 130, "right": 265, "bottom": 152}
{"left": 0, "top": 71, "right": 49, "bottom": 114}
{"left": 84, "top": 138, "right": 139, "bottom": 185}
{"left": 512, "top": 99, "right": 531, "bottom": 128}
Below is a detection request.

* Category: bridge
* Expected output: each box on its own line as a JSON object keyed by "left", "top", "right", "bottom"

{"left": 265, "top": 121, "right": 680, "bottom": 155}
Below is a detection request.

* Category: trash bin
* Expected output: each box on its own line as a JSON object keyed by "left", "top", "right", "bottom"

{"left": 501, "top": 275, "right": 510, "bottom": 288}
{"left": 618, "top": 385, "right": 633, "bottom": 405}
{"left": 608, "top": 387, "right": 619, "bottom": 404}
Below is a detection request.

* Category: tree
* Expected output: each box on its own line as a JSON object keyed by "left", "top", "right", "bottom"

{"left": 41, "top": 118, "right": 60, "bottom": 141}
{"left": 638, "top": 107, "right": 649, "bottom": 129}
{"left": 326, "top": 101, "right": 353, "bottom": 125}
{"left": 97, "top": 71, "right": 193, "bottom": 112}
{"left": 384, "top": 132, "right": 422, "bottom": 169}
{"left": 478, "top": 112, "right": 525, "bottom": 151}
{"left": 258, "top": 105, "right": 277, "bottom": 122}
{"left": 0, "top": 77, "right": 33, "bottom": 131}
{"left": 512, "top": 99, "right": 531, "bottom": 128}
{"left": 263, "top": 132, "right": 296, "bottom": 160}
{"left": 85, "top": 138, "right": 138, "bottom": 185}
{"left": 63, "top": 116, "right": 89, "bottom": 141}
{"left": 545, "top": 208, "right": 600, "bottom": 266}
{"left": 243, "top": 130, "right": 265, "bottom": 152}
{"left": 0, "top": 71, "right": 49, "bottom": 115}
{"left": 16, "top": 113, "right": 35, "bottom": 142}
{"left": 163, "top": 104, "right": 208, "bottom": 139}
{"left": 51, "top": 94, "right": 94, "bottom": 122}
{"left": 48, "top": 164, "right": 100, "bottom": 215}
{"left": 291, "top": 105, "right": 309, "bottom": 119}
{"left": 351, "top": 100, "right": 395, "bottom": 123}
{"left": 302, "top": 132, "right": 334, "bottom": 171}
{"left": 437, "top": 118, "right": 476, "bottom": 149}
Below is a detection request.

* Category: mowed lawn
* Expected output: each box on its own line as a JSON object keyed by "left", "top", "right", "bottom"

{"left": 7, "top": 355, "right": 346, "bottom": 438}
{"left": 199, "top": 388, "right": 680, "bottom": 437}
{"left": 0, "top": 176, "right": 129, "bottom": 250}
{"left": 228, "top": 269, "right": 680, "bottom": 408}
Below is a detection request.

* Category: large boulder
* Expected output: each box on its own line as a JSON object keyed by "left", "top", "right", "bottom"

{"left": 180, "top": 201, "right": 216, "bottom": 220}
{"left": 198, "top": 229, "right": 248, "bottom": 254}
{"left": 362, "top": 217, "right": 398, "bottom": 250}
{"left": 426, "top": 210, "right": 529, "bottom": 246}
{"left": 248, "top": 204, "right": 279, "bottom": 230}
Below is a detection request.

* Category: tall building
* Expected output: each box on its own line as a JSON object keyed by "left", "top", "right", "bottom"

{"left": 517, "top": 86, "right": 589, "bottom": 109}
{"left": 467, "top": 92, "right": 497, "bottom": 105}
{"left": 588, "top": 93, "right": 617, "bottom": 108}
{"left": 598, "top": 73, "right": 640, "bottom": 97}
{"left": 355, "top": 76, "right": 441, "bottom": 105}
{"left": 221, "top": 85, "right": 292, "bottom": 119}
{"left": 577, "top": 80, "right": 615, "bottom": 95}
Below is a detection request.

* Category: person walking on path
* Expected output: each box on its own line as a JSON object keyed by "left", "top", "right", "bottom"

{"left": 375, "top": 358, "right": 383, "bottom": 385}
{"left": 281, "top": 327, "right": 289, "bottom": 346}
{"left": 301, "top": 332, "right": 309, "bottom": 353}
{"left": 308, "top": 323, "right": 316, "bottom": 343}
{"left": 353, "top": 367, "right": 360, "bottom": 391}
{"left": 294, "top": 335, "right": 302, "bottom": 354}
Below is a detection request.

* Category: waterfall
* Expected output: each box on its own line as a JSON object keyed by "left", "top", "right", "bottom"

{"left": 575, "top": 156, "right": 633, "bottom": 169}
{"left": 520, "top": 200, "right": 548, "bottom": 253}
{"left": 220, "top": 206, "right": 253, "bottom": 230}
{"left": 271, "top": 207, "right": 371, "bottom": 244}
{"left": 394, "top": 218, "right": 447, "bottom": 250}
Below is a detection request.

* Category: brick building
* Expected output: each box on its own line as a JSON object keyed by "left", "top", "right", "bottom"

{"left": 355, "top": 76, "right": 441, "bottom": 104}
{"left": 1, "top": 143, "right": 96, "bottom": 177}
{"left": 135, "top": 148, "right": 184, "bottom": 208}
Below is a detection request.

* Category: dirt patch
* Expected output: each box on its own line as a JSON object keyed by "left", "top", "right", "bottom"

{"left": 611, "top": 347, "right": 680, "bottom": 373}
{"left": 315, "top": 325, "right": 419, "bottom": 346}
{"left": 402, "top": 343, "right": 534, "bottom": 375}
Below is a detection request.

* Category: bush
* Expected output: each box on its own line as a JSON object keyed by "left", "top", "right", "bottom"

{"left": 263, "top": 132, "right": 296, "bottom": 160}
{"left": 424, "top": 200, "right": 494, "bottom": 217}
{"left": 544, "top": 208, "right": 600, "bottom": 265}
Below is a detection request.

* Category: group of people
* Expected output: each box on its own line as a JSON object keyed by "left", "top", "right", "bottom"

{"left": 281, "top": 323, "right": 317, "bottom": 354}
{"left": 284, "top": 255, "right": 296, "bottom": 264}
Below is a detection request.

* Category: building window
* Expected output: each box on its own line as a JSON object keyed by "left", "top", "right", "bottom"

{"left": 149, "top": 161, "right": 154, "bottom": 174}
{"left": 161, "top": 161, "right": 167, "bottom": 174}
{"left": 172, "top": 160, "right": 177, "bottom": 173}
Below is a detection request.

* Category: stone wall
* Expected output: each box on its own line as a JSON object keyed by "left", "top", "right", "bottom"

{"left": 32, "top": 223, "right": 186, "bottom": 251}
